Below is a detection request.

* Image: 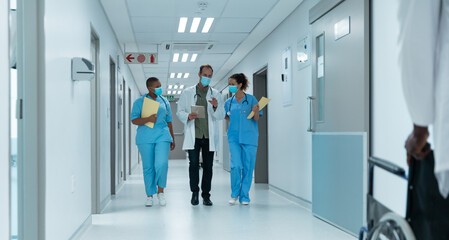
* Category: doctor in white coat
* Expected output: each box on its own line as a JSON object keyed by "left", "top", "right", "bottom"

{"left": 177, "top": 64, "right": 225, "bottom": 206}
{"left": 399, "top": 0, "right": 449, "bottom": 198}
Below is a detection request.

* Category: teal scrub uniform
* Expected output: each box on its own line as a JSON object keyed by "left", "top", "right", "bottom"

{"left": 224, "top": 94, "right": 263, "bottom": 203}
{"left": 131, "top": 94, "right": 173, "bottom": 196}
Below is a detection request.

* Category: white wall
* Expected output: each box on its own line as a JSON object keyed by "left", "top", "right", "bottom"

{"left": 216, "top": 0, "right": 319, "bottom": 202}
{"left": 371, "top": 0, "right": 420, "bottom": 216}
{"left": 0, "top": 0, "right": 11, "bottom": 238}
{"left": 43, "top": 0, "right": 140, "bottom": 239}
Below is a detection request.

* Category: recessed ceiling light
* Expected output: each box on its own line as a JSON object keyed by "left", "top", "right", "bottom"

{"left": 190, "top": 17, "right": 201, "bottom": 33}
{"left": 168, "top": 91, "right": 172, "bottom": 94}
{"left": 184, "top": 73, "right": 189, "bottom": 78}
{"left": 170, "top": 73, "right": 175, "bottom": 78}
{"left": 180, "top": 85, "right": 185, "bottom": 89}
{"left": 190, "top": 54, "right": 198, "bottom": 62}
{"left": 168, "top": 85, "right": 173, "bottom": 89}
{"left": 174, "top": 85, "right": 179, "bottom": 89}
{"left": 182, "top": 53, "right": 189, "bottom": 62}
{"left": 173, "top": 53, "right": 179, "bottom": 62}
{"left": 202, "top": 18, "right": 214, "bottom": 33}
{"left": 177, "top": 73, "right": 182, "bottom": 78}
{"left": 177, "top": 90, "right": 182, "bottom": 95}
{"left": 178, "top": 17, "right": 188, "bottom": 33}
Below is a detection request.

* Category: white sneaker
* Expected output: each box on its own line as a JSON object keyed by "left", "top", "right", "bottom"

{"left": 241, "top": 201, "right": 249, "bottom": 205}
{"left": 229, "top": 197, "right": 238, "bottom": 205}
{"left": 145, "top": 197, "right": 153, "bottom": 207}
{"left": 157, "top": 193, "right": 166, "bottom": 206}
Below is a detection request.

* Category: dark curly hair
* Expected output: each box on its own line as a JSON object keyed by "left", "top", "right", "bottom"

{"left": 146, "top": 77, "right": 159, "bottom": 88}
{"left": 229, "top": 73, "right": 249, "bottom": 91}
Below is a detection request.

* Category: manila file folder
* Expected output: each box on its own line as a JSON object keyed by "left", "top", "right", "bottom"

{"left": 141, "top": 97, "right": 160, "bottom": 128}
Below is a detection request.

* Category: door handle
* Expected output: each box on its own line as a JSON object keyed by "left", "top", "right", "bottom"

{"left": 307, "top": 96, "right": 315, "bottom": 132}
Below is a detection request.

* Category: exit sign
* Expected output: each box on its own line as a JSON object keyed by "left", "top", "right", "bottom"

{"left": 164, "top": 95, "right": 175, "bottom": 101}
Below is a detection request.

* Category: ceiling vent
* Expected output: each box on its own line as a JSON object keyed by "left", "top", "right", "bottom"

{"left": 172, "top": 43, "right": 209, "bottom": 52}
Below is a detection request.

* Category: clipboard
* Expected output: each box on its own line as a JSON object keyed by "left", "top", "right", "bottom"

{"left": 247, "top": 97, "right": 271, "bottom": 119}
{"left": 141, "top": 97, "right": 160, "bottom": 128}
{"left": 191, "top": 105, "right": 206, "bottom": 118}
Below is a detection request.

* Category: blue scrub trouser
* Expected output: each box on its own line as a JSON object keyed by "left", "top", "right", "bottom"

{"left": 137, "top": 142, "right": 170, "bottom": 197}
{"left": 229, "top": 142, "right": 258, "bottom": 203}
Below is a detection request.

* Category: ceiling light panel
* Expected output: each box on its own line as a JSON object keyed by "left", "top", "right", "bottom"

{"left": 190, "top": 54, "right": 198, "bottom": 62}
{"left": 168, "top": 85, "right": 173, "bottom": 89}
{"left": 177, "top": 91, "right": 182, "bottom": 94}
{"left": 170, "top": 73, "right": 175, "bottom": 78}
{"left": 174, "top": 85, "right": 179, "bottom": 89}
{"left": 173, "top": 53, "right": 179, "bottom": 62}
{"left": 202, "top": 18, "right": 214, "bottom": 33}
{"left": 184, "top": 73, "right": 189, "bottom": 78}
{"left": 168, "top": 91, "right": 172, "bottom": 94}
{"left": 180, "top": 85, "right": 185, "bottom": 89}
{"left": 178, "top": 17, "right": 188, "bottom": 33}
{"left": 177, "top": 73, "right": 182, "bottom": 78}
{"left": 181, "top": 53, "right": 189, "bottom": 62}
{"left": 190, "top": 17, "right": 201, "bottom": 33}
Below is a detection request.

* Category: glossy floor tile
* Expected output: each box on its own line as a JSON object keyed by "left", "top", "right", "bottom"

{"left": 79, "top": 160, "right": 356, "bottom": 240}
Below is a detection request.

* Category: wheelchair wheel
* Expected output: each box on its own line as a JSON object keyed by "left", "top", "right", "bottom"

{"left": 367, "top": 212, "right": 416, "bottom": 240}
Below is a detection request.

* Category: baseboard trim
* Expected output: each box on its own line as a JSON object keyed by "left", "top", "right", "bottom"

{"left": 100, "top": 194, "right": 111, "bottom": 213}
{"left": 269, "top": 184, "right": 312, "bottom": 210}
{"left": 69, "top": 215, "right": 92, "bottom": 240}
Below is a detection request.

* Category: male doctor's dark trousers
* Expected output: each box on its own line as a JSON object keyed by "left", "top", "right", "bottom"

{"left": 188, "top": 137, "right": 214, "bottom": 199}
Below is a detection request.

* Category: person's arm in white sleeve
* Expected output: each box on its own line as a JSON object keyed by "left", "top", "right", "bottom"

{"left": 176, "top": 91, "right": 190, "bottom": 124}
{"left": 211, "top": 90, "right": 225, "bottom": 120}
{"left": 398, "top": 0, "right": 440, "bottom": 127}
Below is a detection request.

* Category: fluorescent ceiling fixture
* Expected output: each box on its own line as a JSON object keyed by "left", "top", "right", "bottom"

{"left": 174, "top": 85, "right": 179, "bottom": 89}
{"left": 173, "top": 53, "right": 179, "bottom": 62}
{"left": 180, "top": 85, "right": 185, "bottom": 89}
{"left": 202, "top": 18, "right": 214, "bottom": 33}
{"left": 184, "top": 73, "right": 190, "bottom": 78}
{"left": 170, "top": 73, "right": 175, "bottom": 78}
{"left": 190, "top": 54, "right": 198, "bottom": 62}
{"left": 190, "top": 17, "right": 201, "bottom": 33}
{"left": 182, "top": 53, "right": 189, "bottom": 62}
{"left": 177, "top": 73, "right": 182, "bottom": 78}
{"left": 168, "top": 85, "right": 173, "bottom": 89}
{"left": 177, "top": 91, "right": 182, "bottom": 95}
{"left": 178, "top": 17, "right": 188, "bottom": 33}
{"left": 168, "top": 91, "right": 172, "bottom": 95}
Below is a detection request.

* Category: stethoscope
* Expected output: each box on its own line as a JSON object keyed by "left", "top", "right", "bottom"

{"left": 194, "top": 87, "right": 212, "bottom": 102}
{"left": 226, "top": 93, "right": 249, "bottom": 116}
{"left": 146, "top": 94, "right": 170, "bottom": 115}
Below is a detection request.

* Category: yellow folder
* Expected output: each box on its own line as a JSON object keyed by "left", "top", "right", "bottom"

{"left": 247, "top": 97, "right": 271, "bottom": 119}
{"left": 141, "top": 97, "right": 160, "bottom": 128}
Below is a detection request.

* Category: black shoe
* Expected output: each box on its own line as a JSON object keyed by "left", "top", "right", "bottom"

{"left": 203, "top": 198, "right": 213, "bottom": 206}
{"left": 191, "top": 192, "right": 199, "bottom": 206}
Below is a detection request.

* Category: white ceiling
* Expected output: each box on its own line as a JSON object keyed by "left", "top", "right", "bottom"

{"left": 100, "top": 0, "right": 304, "bottom": 95}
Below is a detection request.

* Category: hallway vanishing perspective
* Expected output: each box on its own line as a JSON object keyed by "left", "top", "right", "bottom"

{"left": 79, "top": 161, "right": 355, "bottom": 240}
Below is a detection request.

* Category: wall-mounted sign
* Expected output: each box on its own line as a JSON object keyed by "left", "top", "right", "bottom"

{"left": 125, "top": 52, "right": 158, "bottom": 64}
{"left": 334, "top": 17, "right": 350, "bottom": 41}
{"left": 164, "top": 95, "right": 175, "bottom": 101}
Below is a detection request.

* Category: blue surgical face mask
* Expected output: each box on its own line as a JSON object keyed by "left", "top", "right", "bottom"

{"left": 154, "top": 87, "right": 163, "bottom": 96}
{"left": 229, "top": 86, "right": 238, "bottom": 93}
{"left": 201, "top": 76, "right": 211, "bottom": 87}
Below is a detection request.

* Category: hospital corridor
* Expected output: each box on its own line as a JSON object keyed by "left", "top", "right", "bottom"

{"left": 1, "top": 0, "right": 449, "bottom": 240}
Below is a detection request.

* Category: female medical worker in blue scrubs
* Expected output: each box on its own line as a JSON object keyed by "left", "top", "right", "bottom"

{"left": 224, "top": 73, "right": 262, "bottom": 205}
{"left": 131, "top": 77, "right": 175, "bottom": 207}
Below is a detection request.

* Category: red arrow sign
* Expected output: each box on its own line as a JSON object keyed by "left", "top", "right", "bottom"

{"left": 126, "top": 54, "right": 134, "bottom": 62}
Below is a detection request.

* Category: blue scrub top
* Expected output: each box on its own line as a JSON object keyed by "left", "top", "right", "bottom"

{"left": 131, "top": 94, "right": 173, "bottom": 145}
{"left": 224, "top": 94, "right": 263, "bottom": 146}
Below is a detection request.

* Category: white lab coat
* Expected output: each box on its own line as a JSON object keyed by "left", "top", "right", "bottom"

{"left": 176, "top": 85, "right": 226, "bottom": 152}
{"left": 399, "top": 0, "right": 449, "bottom": 198}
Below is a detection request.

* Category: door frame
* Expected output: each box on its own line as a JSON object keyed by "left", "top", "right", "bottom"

{"left": 253, "top": 65, "right": 269, "bottom": 184}
{"left": 0, "top": 0, "right": 11, "bottom": 238}
{"left": 90, "top": 27, "right": 101, "bottom": 213}
{"left": 109, "top": 57, "right": 117, "bottom": 195}
{"left": 121, "top": 79, "right": 126, "bottom": 181}
{"left": 128, "top": 87, "right": 132, "bottom": 175}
